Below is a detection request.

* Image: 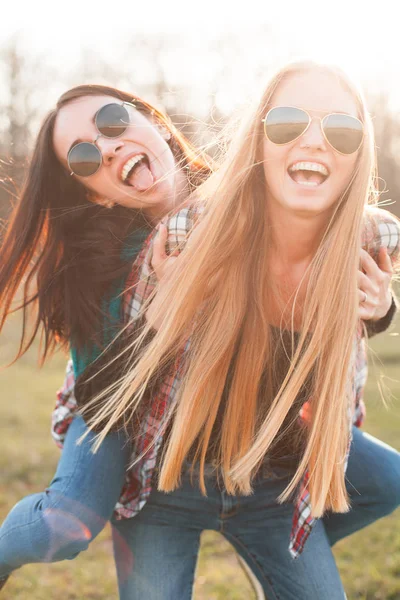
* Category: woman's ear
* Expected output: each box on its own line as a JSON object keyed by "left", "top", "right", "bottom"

{"left": 99, "top": 198, "right": 115, "bottom": 209}
{"left": 155, "top": 122, "right": 172, "bottom": 142}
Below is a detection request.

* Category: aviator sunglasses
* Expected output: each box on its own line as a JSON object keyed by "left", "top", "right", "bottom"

{"left": 262, "top": 106, "right": 364, "bottom": 155}
{"left": 67, "top": 102, "right": 136, "bottom": 177}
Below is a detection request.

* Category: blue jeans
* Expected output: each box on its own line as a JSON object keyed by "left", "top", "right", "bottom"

{"left": 0, "top": 416, "right": 131, "bottom": 578}
{"left": 324, "top": 426, "right": 400, "bottom": 545}
{"left": 0, "top": 420, "right": 399, "bottom": 598}
{"left": 112, "top": 426, "right": 400, "bottom": 600}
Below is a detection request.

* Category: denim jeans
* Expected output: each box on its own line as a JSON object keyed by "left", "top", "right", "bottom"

{"left": 113, "top": 462, "right": 349, "bottom": 600}
{"left": 325, "top": 426, "right": 400, "bottom": 545}
{"left": 0, "top": 416, "right": 131, "bottom": 578}
{"left": 0, "top": 419, "right": 399, "bottom": 598}
{"left": 112, "top": 426, "right": 400, "bottom": 599}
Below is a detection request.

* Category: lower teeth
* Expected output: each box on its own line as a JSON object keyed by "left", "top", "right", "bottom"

{"left": 298, "top": 181, "right": 318, "bottom": 187}
{"left": 289, "top": 172, "right": 324, "bottom": 186}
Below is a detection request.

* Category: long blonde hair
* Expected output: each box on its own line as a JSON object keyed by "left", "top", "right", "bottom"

{"left": 85, "top": 61, "right": 376, "bottom": 518}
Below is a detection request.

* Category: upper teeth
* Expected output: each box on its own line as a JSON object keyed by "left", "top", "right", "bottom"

{"left": 121, "top": 154, "right": 146, "bottom": 182}
{"left": 289, "top": 162, "right": 329, "bottom": 176}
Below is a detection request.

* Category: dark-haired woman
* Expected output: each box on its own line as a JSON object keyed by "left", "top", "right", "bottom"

{"left": 0, "top": 81, "right": 398, "bottom": 599}
{"left": 0, "top": 85, "right": 212, "bottom": 594}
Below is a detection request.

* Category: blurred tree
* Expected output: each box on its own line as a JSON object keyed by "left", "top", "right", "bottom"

{"left": 0, "top": 36, "right": 52, "bottom": 158}
{"left": 0, "top": 32, "right": 399, "bottom": 222}
{"left": 370, "top": 94, "right": 400, "bottom": 218}
{"left": 0, "top": 35, "right": 54, "bottom": 219}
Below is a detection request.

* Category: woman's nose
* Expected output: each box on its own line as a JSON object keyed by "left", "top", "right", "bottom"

{"left": 96, "top": 137, "right": 124, "bottom": 164}
{"left": 299, "top": 118, "right": 327, "bottom": 151}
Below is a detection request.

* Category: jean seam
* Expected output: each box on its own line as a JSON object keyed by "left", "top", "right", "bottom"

{"left": 184, "top": 548, "right": 200, "bottom": 600}
{"left": 222, "top": 530, "right": 280, "bottom": 600}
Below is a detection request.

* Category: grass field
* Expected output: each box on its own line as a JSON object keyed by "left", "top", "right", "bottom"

{"left": 0, "top": 314, "right": 399, "bottom": 599}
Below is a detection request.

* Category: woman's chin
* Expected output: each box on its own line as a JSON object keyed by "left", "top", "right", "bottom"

{"left": 280, "top": 194, "right": 336, "bottom": 217}
{"left": 269, "top": 177, "right": 336, "bottom": 217}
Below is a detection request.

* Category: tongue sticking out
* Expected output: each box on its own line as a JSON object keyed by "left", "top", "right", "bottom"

{"left": 127, "top": 162, "right": 154, "bottom": 191}
{"left": 291, "top": 170, "right": 325, "bottom": 186}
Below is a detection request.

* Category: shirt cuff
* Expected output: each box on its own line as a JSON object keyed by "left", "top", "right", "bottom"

{"left": 364, "top": 295, "right": 398, "bottom": 337}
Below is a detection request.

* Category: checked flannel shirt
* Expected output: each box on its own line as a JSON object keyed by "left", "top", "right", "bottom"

{"left": 52, "top": 204, "right": 400, "bottom": 558}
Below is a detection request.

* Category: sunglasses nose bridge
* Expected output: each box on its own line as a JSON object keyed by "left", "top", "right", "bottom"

{"left": 299, "top": 116, "right": 327, "bottom": 149}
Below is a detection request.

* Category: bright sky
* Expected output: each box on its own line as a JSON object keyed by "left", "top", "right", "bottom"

{"left": 1, "top": 0, "right": 399, "bottom": 115}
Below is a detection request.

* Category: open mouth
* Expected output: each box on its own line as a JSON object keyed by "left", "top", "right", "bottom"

{"left": 121, "top": 153, "right": 154, "bottom": 191}
{"left": 288, "top": 161, "right": 330, "bottom": 187}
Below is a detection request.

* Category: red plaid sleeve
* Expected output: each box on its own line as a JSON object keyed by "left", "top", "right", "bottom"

{"left": 51, "top": 359, "right": 78, "bottom": 448}
{"left": 354, "top": 207, "right": 400, "bottom": 427}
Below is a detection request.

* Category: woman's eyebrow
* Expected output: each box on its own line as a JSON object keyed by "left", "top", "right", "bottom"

{"left": 68, "top": 114, "right": 97, "bottom": 152}
{"left": 310, "top": 108, "right": 355, "bottom": 115}
{"left": 68, "top": 138, "right": 84, "bottom": 152}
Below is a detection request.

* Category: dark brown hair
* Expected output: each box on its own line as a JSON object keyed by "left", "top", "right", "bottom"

{"left": 0, "top": 84, "right": 212, "bottom": 361}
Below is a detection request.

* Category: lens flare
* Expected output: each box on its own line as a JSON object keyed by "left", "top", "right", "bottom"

{"left": 43, "top": 508, "right": 92, "bottom": 560}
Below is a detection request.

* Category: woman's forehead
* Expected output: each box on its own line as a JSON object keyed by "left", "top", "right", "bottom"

{"left": 271, "top": 71, "right": 359, "bottom": 117}
{"left": 55, "top": 95, "right": 117, "bottom": 134}
{"left": 53, "top": 95, "right": 117, "bottom": 156}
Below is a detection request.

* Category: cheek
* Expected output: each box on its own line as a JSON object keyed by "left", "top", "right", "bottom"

{"left": 76, "top": 176, "right": 94, "bottom": 193}
{"left": 144, "top": 125, "right": 169, "bottom": 149}
{"left": 263, "top": 143, "right": 288, "bottom": 187}
{"left": 156, "top": 141, "right": 177, "bottom": 173}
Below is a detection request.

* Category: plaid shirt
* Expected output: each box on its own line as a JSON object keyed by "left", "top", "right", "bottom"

{"left": 52, "top": 205, "right": 400, "bottom": 558}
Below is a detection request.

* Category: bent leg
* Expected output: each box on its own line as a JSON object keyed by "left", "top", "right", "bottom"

{"left": 224, "top": 473, "right": 346, "bottom": 600}
{"left": 226, "top": 521, "right": 346, "bottom": 600}
{"left": 324, "top": 426, "right": 400, "bottom": 546}
{"left": 0, "top": 416, "right": 130, "bottom": 577}
{"left": 111, "top": 498, "right": 202, "bottom": 600}
{"left": 110, "top": 469, "right": 222, "bottom": 600}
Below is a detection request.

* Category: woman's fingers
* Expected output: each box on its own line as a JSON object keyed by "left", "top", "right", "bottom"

{"left": 377, "top": 246, "right": 394, "bottom": 274}
{"left": 151, "top": 223, "right": 180, "bottom": 282}
{"left": 358, "top": 287, "right": 378, "bottom": 320}
{"left": 358, "top": 248, "right": 393, "bottom": 321}
{"left": 358, "top": 269, "right": 379, "bottom": 319}
{"left": 152, "top": 223, "right": 168, "bottom": 267}
{"left": 360, "top": 249, "right": 384, "bottom": 280}
{"left": 358, "top": 270, "right": 379, "bottom": 298}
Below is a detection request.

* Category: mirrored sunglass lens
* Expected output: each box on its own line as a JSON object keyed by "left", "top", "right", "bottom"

{"left": 265, "top": 107, "right": 309, "bottom": 144}
{"left": 323, "top": 114, "right": 363, "bottom": 154}
{"left": 68, "top": 143, "right": 101, "bottom": 177}
{"left": 96, "top": 103, "right": 130, "bottom": 138}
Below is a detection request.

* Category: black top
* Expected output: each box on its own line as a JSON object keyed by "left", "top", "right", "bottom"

{"left": 186, "top": 325, "right": 310, "bottom": 469}
{"left": 76, "top": 300, "right": 397, "bottom": 468}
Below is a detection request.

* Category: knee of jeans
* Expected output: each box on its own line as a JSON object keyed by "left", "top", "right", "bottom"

{"left": 367, "top": 454, "right": 400, "bottom": 514}
{"left": 41, "top": 508, "right": 93, "bottom": 561}
{"left": 31, "top": 537, "right": 91, "bottom": 564}
{"left": 41, "top": 488, "right": 107, "bottom": 538}
{"left": 49, "top": 538, "right": 91, "bottom": 562}
{"left": 382, "top": 469, "right": 400, "bottom": 513}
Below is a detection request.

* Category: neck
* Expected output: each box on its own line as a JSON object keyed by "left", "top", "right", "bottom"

{"left": 268, "top": 203, "right": 331, "bottom": 270}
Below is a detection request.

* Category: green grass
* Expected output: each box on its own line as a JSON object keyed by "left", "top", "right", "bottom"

{"left": 0, "top": 315, "right": 399, "bottom": 599}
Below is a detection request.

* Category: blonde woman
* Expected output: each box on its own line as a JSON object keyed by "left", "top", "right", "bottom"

{"left": 77, "top": 61, "right": 400, "bottom": 599}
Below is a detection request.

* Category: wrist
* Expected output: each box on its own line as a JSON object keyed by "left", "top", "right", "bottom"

{"left": 364, "top": 295, "right": 397, "bottom": 337}
{"left": 372, "top": 292, "right": 392, "bottom": 321}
